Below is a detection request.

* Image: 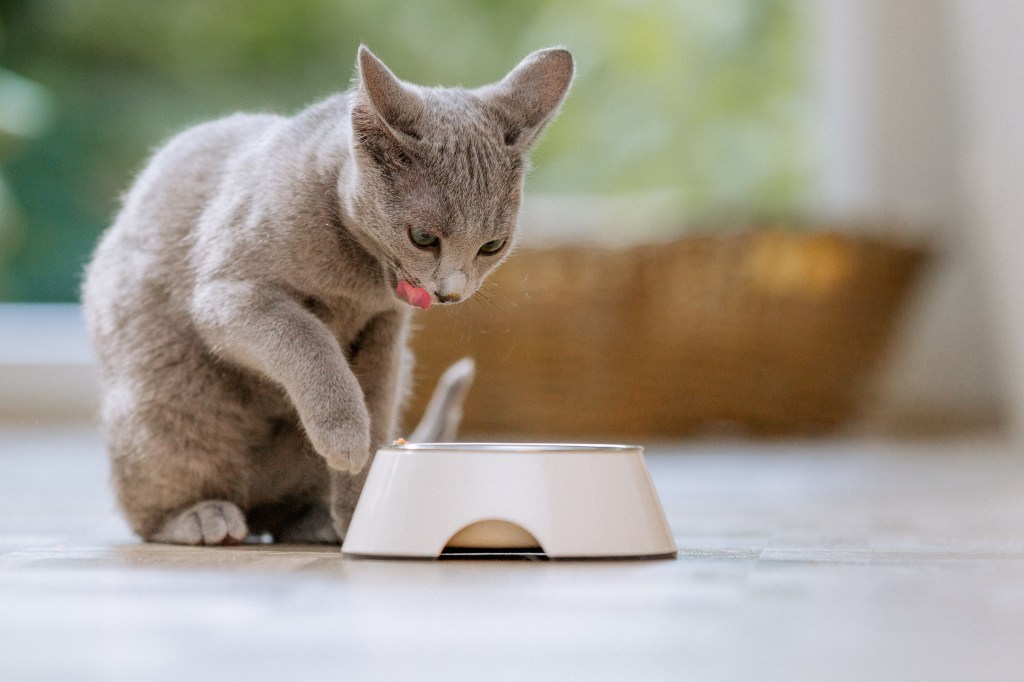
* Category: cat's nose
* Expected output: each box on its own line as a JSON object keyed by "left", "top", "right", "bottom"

{"left": 436, "top": 270, "right": 467, "bottom": 303}
{"left": 435, "top": 291, "right": 462, "bottom": 303}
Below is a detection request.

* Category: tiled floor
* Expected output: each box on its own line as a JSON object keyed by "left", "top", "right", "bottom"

{"left": 1, "top": 424, "right": 1022, "bottom": 681}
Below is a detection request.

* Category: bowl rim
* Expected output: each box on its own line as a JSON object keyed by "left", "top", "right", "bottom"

{"left": 384, "top": 442, "right": 641, "bottom": 454}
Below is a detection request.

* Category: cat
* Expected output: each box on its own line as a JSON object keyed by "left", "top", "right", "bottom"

{"left": 81, "top": 45, "right": 573, "bottom": 545}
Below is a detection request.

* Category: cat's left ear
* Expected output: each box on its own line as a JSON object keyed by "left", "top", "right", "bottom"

{"left": 480, "top": 48, "right": 574, "bottom": 151}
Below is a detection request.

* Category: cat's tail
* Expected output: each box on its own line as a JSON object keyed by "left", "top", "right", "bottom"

{"left": 408, "top": 357, "right": 475, "bottom": 443}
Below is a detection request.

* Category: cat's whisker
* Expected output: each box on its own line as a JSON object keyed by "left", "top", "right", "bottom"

{"left": 475, "top": 284, "right": 516, "bottom": 316}
{"left": 465, "top": 289, "right": 508, "bottom": 332}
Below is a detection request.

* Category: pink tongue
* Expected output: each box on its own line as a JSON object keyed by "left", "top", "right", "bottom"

{"left": 397, "top": 280, "right": 431, "bottom": 310}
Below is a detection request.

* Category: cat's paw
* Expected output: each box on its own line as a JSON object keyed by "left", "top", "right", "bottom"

{"left": 306, "top": 416, "right": 372, "bottom": 474}
{"left": 276, "top": 506, "right": 341, "bottom": 545}
{"left": 150, "top": 500, "right": 248, "bottom": 546}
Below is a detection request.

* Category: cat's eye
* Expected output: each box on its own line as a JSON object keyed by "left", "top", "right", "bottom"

{"left": 479, "top": 238, "right": 506, "bottom": 255}
{"left": 409, "top": 227, "right": 439, "bottom": 249}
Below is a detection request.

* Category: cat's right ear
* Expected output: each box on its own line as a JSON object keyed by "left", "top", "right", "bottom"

{"left": 351, "top": 46, "right": 424, "bottom": 164}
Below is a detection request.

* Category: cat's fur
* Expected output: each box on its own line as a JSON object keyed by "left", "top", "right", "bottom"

{"left": 81, "top": 46, "right": 573, "bottom": 545}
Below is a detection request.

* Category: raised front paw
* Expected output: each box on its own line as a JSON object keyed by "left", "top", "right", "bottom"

{"left": 305, "top": 414, "right": 372, "bottom": 474}
{"left": 150, "top": 500, "right": 248, "bottom": 546}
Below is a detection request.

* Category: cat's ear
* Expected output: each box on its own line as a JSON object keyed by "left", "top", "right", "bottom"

{"left": 481, "top": 48, "right": 574, "bottom": 150}
{"left": 351, "top": 46, "right": 424, "bottom": 165}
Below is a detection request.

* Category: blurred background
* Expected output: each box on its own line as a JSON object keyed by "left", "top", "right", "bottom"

{"left": 1, "top": 0, "right": 1021, "bottom": 444}
{"left": 0, "top": 0, "right": 804, "bottom": 300}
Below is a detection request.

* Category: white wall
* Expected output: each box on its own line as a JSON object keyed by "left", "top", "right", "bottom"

{"left": 805, "top": 0, "right": 1008, "bottom": 427}
{"left": 948, "top": 0, "right": 1024, "bottom": 441}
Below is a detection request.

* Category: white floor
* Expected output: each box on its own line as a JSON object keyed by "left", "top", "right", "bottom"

{"left": 1, "top": 424, "right": 1022, "bottom": 681}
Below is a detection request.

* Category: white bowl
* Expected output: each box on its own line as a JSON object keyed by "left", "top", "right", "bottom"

{"left": 341, "top": 443, "right": 677, "bottom": 559}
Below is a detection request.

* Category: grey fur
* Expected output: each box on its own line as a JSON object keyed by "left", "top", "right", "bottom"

{"left": 81, "top": 45, "right": 573, "bottom": 545}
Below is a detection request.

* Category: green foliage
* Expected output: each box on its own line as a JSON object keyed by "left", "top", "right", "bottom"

{"left": 0, "top": 0, "right": 806, "bottom": 301}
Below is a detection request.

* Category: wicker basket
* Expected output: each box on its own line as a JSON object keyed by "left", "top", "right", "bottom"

{"left": 405, "top": 230, "right": 926, "bottom": 439}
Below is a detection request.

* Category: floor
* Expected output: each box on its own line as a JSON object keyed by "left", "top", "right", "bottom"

{"left": 1, "top": 424, "right": 1022, "bottom": 682}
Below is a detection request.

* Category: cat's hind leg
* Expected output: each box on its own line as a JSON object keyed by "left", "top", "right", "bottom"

{"left": 243, "top": 419, "right": 338, "bottom": 544}
{"left": 149, "top": 500, "right": 248, "bottom": 546}
{"left": 108, "top": 386, "right": 258, "bottom": 547}
{"left": 246, "top": 497, "right": 339, "bottom": 545}
{"left": 101, "top": 330, "right": 271, "bottom": 545}
{"left": 275, "top": 505, "right": 339, "bottom": 544}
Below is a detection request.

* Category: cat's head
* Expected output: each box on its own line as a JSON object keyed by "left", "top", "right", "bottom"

{"left": 341, "top": 45, "right": 573, "bottom": 307}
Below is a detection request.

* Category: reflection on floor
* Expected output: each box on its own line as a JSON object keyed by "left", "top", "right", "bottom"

{"left": 1, "top": 424, "right": 1022, "bottom": 681}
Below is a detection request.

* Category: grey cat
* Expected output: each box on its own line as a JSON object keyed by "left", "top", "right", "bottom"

{"left": 81, "top": 46, "right": 573, "bottom": 545}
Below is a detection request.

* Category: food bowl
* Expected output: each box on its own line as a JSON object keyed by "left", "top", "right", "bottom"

{"left": 341, "top": 443, "right": 677, "bottom": 559}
